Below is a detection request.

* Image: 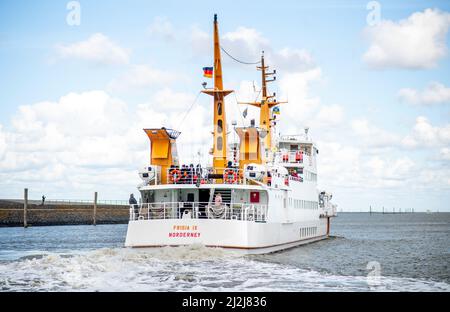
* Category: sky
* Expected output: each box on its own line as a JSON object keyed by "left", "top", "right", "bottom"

{"left": 0, "top": 0, "right": 449, "bottom": 211}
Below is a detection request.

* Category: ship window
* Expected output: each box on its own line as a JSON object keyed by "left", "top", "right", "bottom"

{"left": 217, "top": 137, "right": 223, "bottom": 151}
{"left": 217, "top": 102, "right": 222, "bottom": 115}
{"left": 217, "top": 120, "right": 223, "bottom": 133}
{"left": 143, "top": 173, "right": 149, "bottom": 178}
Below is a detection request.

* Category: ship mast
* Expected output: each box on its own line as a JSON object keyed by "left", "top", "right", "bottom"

{"left": 239, "top": 52, "right": 285, "bottom": 154}
{"left": 202, "top": 14, "right": 233, "bottom": 174}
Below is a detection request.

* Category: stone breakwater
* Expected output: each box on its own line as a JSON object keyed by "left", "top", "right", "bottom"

{"left": 0, "top": 200, "right": 129, "bottom": 227}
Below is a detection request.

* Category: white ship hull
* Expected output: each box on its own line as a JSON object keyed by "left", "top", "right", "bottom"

{"left": 125, "top": 218, "right": 329, "bottom": 254}
{"left": 125, "top": 180, "right": 334, "bottom": 254}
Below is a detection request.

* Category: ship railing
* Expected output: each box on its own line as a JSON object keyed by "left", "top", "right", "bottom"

{"left": 129, "top": 202, "right": 268, "bottom": 222}
{"left": 274, "top": 152, "right": 313, "bottom": 166}
{"left": 279, "top": 134, "right": 309, "bottom": 142}
{"left": 166, "top": 167, "right": 245, "bottom": 185}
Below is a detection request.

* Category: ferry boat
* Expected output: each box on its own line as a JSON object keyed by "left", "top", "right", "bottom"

{"left": 125, "top": 15, "right": 337, "bottom": 254}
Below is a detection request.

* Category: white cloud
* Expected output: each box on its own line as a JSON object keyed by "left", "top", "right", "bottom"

{"left": 190, "top": 25, "right": 211, "bottom": 56}
{"left": 108, "top": 65, "right": 180, "bottom": 91}
{"left": 56, "top": 33, "right": 130, "bottom": 65}
{"left": 318, "top": 141, "right": 418, "bottom": 190}
{"left": 148, "top": 16, "right": 175, "bottom": 41}
{"left": 222, "top": 26, "right": 270, "bottom": 61}
{"left": 367, "top": 156, "right": 415, "bottom": 181}
{"left": 11, "top": 91, "right": 129, "bottom": 139}
{"left": 278, "top": 68, "right": 322, "bottom": 130}
{"left": 398, "top": 82, "right": 450, "bottom": 105}
{"left": 311, "top": 105, "right": 344, "bottom": 128}
{"left": 190, "top": 25, "right": 315, "bottom": 72}
{"left": 0, "top": 91, "right": 142, "bottom": 182}
{"left": 0, "top": 88, "right": 217, "bottom": 198}
{"left": 440, "top": 147, "right": 450, "bottom": 161}
{"left": 402, "top": 116, "right": 450, "bottom": 148}
{"left": 351, "top": 118, "right": 400, "bottom": 148}
{"left": 272, "top": 47, "right": 316, "bottom": 72}
{"left": 0, "top": 124, "right": 7, "bottom": 161}
{"left": 317, "top": 142, "right": 362, "bottom": 189}
{"left": 363, "top": 9, "right": 450, "bottom": 69}
{"left": 1, "top": 88, "right": 448, "bottom": 205}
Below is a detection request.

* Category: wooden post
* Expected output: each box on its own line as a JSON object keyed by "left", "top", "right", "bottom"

{"left": 93, "top": 192, "right": 98, "bottom": 226}
{"left": 23, "top": 188, "right": 28, "bottom": 228}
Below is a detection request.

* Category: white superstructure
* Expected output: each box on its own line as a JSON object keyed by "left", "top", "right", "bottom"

{"left": 125, "top": 15, "right": 337, "bottom": 254}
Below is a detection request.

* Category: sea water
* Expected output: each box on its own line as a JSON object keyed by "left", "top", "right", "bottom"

{"left": 0, "top": 213, "right": 449, "bottom": 291}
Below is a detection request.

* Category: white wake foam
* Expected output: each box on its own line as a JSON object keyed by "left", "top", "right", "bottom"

{"left": 0, "top": 246, "right": 449, "bottom": 292}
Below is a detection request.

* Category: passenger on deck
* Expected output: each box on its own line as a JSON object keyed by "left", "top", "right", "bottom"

{"left": 214, "top": 193, "right": 223, "bottom": 207}
{"left": 189, "top": 164, "right": 194, "bottom": 184}
{"left": 196, "top": 164, "right": 202, "bottom": 177}
{"left": 181, "top": 165, "right": 187, "bottom": 184}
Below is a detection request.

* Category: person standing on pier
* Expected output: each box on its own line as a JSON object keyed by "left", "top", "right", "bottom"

{"left": 41, "top": 195, "right": 46, "bottom": 206}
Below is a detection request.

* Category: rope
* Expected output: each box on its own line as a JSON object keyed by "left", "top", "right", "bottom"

{"left": 221, "top": 46, "right": 261, "bottom": 65}
{"left": 177, "top": 91, "right": 202, "bottom": 130}
{"left": 232, "top": 93, "right": 246, "bottom": 126}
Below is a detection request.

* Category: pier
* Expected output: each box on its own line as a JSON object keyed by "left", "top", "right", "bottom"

{"left": 0, "top": 190, "right": 129, "bottom": 227}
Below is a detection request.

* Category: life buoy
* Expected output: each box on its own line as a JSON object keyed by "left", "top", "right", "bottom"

{"left": 295, "top": 151, "right": 303, "bottom": 162}
{"left": 224, "top": 169, "right": 238, "bottom": 184}
{"left": 169, "top": 169, "right": 181, "bottom": 183}
{"left": 282, "top": 154, "right": 289, "bottom": 162}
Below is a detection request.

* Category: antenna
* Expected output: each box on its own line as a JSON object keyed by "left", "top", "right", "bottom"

{"left": 237, "top": 51, "right": 287, "bottom": 152}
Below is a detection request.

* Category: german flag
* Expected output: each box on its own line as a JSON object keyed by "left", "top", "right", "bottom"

{"left": 203, "top": 67, "right": 213, "bottom": 78}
